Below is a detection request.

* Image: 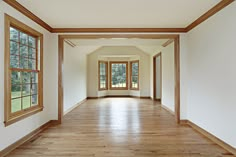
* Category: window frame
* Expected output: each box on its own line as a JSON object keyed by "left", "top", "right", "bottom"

{"left": 130, "top": 60, "right": 139, "bottom": 90}
{"left": 109, "top": 61, "right": 128, "bottom": 90}
{"left": 98, "top": 61, "right": 108, "bottom": 91}
{"left": 4, "top": 14, "right": 44, "bottom": 126}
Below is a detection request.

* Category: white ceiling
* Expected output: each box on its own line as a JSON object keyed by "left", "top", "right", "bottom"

{"left": 69, "top": 38, "right": 167, "bottom": 46}
{"left": 65, "top": 38, "right": 167, "bottom": 55}
{"left": 16, "top": 0, "right": 221, "bottom": 28}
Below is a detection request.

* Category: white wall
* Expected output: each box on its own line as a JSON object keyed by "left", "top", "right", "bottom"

{"left": 150, "top": 44, "right": 175, "bottom": 111}
{"left": 179, "top": 34, "right": 189, "bottom": 120}
{"left": 63, "top": 44, "right": 87, "bottom": 113}
{"left": 149, "top": 35, "right": 188, "bottom": 119}
{"left": 0, "top": 2, "right": 58, "bottom": 150}
{"left": 155, "top": 56, "right": 161, "bottom": 99}
{"left": 87, "top": 46, "right": 150, "bottom": 97}
{"left": 1, "top": 0, "right": 235, "bottom": 150}
{"left": 161, "top": 43, "right": 175, "bottom": 112}
{"left": 187, "top": 2, "right": 236, "bottom": 148}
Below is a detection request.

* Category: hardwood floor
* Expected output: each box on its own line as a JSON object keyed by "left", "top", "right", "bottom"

{"left": 7, "top": 98, "right": 235, "bottom": 157}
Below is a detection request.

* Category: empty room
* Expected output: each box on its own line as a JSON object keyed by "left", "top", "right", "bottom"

{"left": 0, "top": 0, "right": 235, "bottom": 156}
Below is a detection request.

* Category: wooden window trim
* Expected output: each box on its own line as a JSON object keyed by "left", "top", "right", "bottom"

{"left": 130, "top": 60, "right": 139, "bottom": 90}
{"left": 98, "top": 61, "right": 108, "bottom": 91}
{"left": 4, "top": 14, "right": 44, "bottom": 126}
{"left": 109, "top": 61, "right": 128, "bottom": 90}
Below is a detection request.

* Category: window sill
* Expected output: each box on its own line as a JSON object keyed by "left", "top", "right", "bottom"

{"left": 5, "top": 106, "right": 44, "bottom": 127}
{"left": 130, "top": 88, "right": 139, "bottom": 91}
{"left": 98, "top": 88, "right": 108, "bottom": 91}
{"left": 109, "top": 88, "right": 128, "bottom": 90}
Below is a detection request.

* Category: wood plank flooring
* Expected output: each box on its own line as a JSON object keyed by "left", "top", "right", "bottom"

{"left": 7, "top": 98, "right": 235, "bottom": 157}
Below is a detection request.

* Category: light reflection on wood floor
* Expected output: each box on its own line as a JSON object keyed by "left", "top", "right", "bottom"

{"left": 7, "top": 98, "right": 235, "bottom": 157}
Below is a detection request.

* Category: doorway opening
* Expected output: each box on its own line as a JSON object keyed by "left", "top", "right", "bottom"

{"left": 153, "top": 53, "right": 162, "bottom": 102}
{"left": 58, "top": 34, "right": 180, "bottom": 123}
{"left": 153, "top": 38, "right": 176, "bottom": 116}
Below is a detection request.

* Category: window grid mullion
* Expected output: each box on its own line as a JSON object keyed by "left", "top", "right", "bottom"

{"left": 131, "top": 62, "right": 139, "bottom": 89}
{"left": 36, "top": 38, "right": 38, "bottom": 70}
{"left": 18, "top": 30, "right": 23, "bottom": 111}
{"left": 20, "top": 70, "right": 23, "bottom": 111}
{"left": 110, "top": 62, "right": 127, "bottom": 89}
{"left": 99, "top": 62, "right": 108, "bottom": 90}
{"left": 10, "top": 28, "right": 39, "bottom": 112}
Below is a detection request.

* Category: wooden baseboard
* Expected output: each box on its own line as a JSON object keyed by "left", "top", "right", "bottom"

{"left": 0, "top": 120, "right": 55, "bottom": 157}
{"left": 161, "top": 105, "right": 175, "bottom": 115}
{"left": 180, "top": 120, "right": 236, "bottom": 155}
{"left": 87, "top": 97, "right": 100, "bottom": 99}
{"left": 87, "top": 96, "right": 151, "bottom": 99}
{"left": 179, "top": 120, "right": 189, "bottom": 125}
{"left": 151, "top": 97, "right": 161, "bottom": 101}
{"left": 87, "top": 96, "right": 111, "bottom": 99}
{"left": 106, "top": 95, "right": 131, "bottom": 97}
{"left": 50, "top": 120, "right": 60, "bottom": 125}
{"left": 63, "top": 98, "right": 87, "bottom": 115}
{"left": 127, "top": 95, "right": 140, "bottom": 98}
{"left": 139, "top": 96, "right": 151, "bottom": 99}
{"left": 0, "top": 100, "right": 85, "bottom": 157}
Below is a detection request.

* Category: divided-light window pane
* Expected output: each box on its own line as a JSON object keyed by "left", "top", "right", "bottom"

{"left": 10, "top": 27, "right": 19, "bottom": 42}
{"left": 29, "top": 47, "right": 36, "bottom": 59}
{"left": 5, "top": 15, "right": 43, "bottom": 126}
{"left": 99, "top": 62, "right": 107, "bottom": 90}
{"left": 11, "top": 84, "right": 21, "bottom": 99}
{"left": 11, "top": 71, "right": 39, "bottom": 112}
{"left": 9, "top": 26, "right": 39, "bottom": 114}
{"left": 31, "top": 94, "right": 38, "bottom": 106}
{"left": 10, "top": 55, "right": 19, "bottom": 68}
{"left": 22, "top": 96, "right": 30, "bottom": 109}
{"left": 11, "top": 99, "right": 21, "bottom": 113}
{"left": 29, "top": 36, "right": 36, "bottom": 48}
{"left": 22, "top": 84, "right": 31, "bottom": 96}
{"left": 20, "top": 32, "right": 28, "bottom": 45}
{"left": 10, "top": 41, "right": 19, "bottom": 55}
{"left": 132, "top": 63, "right": 138, "bottom": 75}
{"left": 131, "top": 61, "right": 139, "bottom": 89}
{"left": 111, "top": 63, "right": 127, "bottom": 88}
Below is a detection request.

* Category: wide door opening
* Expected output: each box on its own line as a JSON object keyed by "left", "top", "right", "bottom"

{"left": 58, "top": 35, "right": 180, "bottom": 123}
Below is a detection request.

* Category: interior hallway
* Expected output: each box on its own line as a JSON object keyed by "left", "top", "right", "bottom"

{"left": 7, "top": 98, "right": 234, "bottom": 157}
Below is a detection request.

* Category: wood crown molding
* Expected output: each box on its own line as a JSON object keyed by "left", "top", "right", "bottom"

{"left": 52, "top": 28, "right": 187, "bottom": 33}
{"left": 3, "top": 0, "right": 53, "bottom": 32}
{"left": 3, "top": 0, "right": 235, "bottom": 33}
{"left": 186, "top": 0, "right": 234, "bottom": 31}
{"left": 64, "top": 39, "right": 76, "bottom": 47}
{"left": 180, "top": 120, "right": 236, "bottom": 156}
{"left": 58, "top": 34, "right": 179, "bottom": 39}
{"left": 162, "top": 39, "right": 174, "bottom": 47}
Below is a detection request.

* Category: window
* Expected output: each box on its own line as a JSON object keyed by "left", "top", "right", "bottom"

{"left": 130, "top": 61, "right": 139, "bottom": 90}
{"left": 98, "top": 61, "right": 108, "bottom": 90}
{"left": 109, "top": 62, "right": 128, "bottom": 90}
{"left": 4, "top": 14, "right": 43, "bottom": 126}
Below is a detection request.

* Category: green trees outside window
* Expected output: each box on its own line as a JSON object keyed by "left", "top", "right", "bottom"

{"left": 130, "top": 61, "right": 139, "bottom": 89}
{"left": 99, "top": 61, "right": 108, "bottom": 90}
{"left": 110, "top": 62, "right": 128, "bottom": 89}
{"left": 10, "top": 27, "right": 39, "bottom": 113}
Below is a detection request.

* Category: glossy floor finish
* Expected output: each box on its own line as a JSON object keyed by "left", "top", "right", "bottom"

{"left": 7, "top": 98, "right": 234, "bottom": 157}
